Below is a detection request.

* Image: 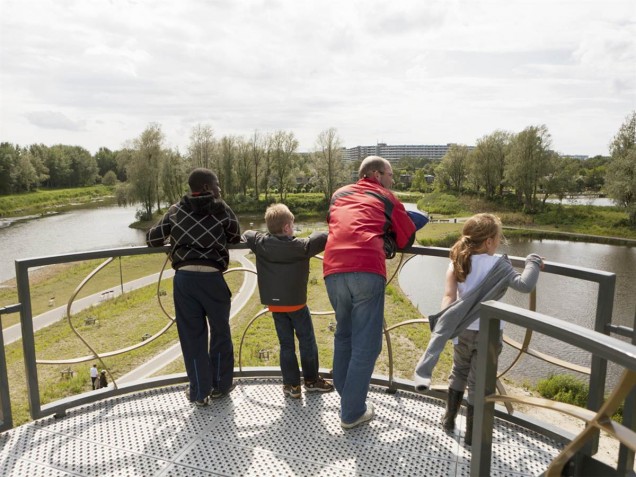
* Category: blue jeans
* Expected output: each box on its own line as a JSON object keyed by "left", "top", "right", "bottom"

{"left": 325, "top": 272, "right": 385, "bottom": 424}
{"left": 272, "top": 306, "right": 319, "bottom": 386}
{"left": 174, "top": 270, "right": 234, "bottom": 401}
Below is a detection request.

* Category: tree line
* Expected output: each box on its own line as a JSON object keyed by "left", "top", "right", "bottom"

{"left": 1, "top": 112, "right": 634, "bottom": 224}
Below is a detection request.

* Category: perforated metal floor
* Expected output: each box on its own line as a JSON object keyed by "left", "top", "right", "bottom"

{"left": 0, "top": 380, "right": 563, "bottom": 476}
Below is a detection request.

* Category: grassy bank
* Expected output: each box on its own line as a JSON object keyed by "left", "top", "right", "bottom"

{"left": 3, "top": 259, "right": 244, "bottom": 426}
{"left": 417, "top": 192, "right": 636, "bottom": 241}
{"left": 154, "top": 252, "right": 453, "bottom": 396}
{"left": 0, "top": 185, "right": 116, "bottom": 218}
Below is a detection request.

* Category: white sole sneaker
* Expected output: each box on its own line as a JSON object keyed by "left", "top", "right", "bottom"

{"left": 413, "top": 376, "right": 431, "bottom": 392}
{"left": 341, "top": 403, "right": 375, "bottom": 429}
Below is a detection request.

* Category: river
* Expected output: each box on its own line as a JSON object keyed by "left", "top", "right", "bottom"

{"left": 399, "top": 239, "right": 636, "bottom": 386}
{"left": 1, "top": 204, "right": 633, "bottom": 386}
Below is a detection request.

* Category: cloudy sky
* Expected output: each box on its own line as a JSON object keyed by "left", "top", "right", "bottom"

{"left": 1, "top": 0, "right": 635, "bottom": 157}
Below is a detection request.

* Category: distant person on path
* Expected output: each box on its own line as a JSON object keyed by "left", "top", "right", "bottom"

{"left": 323, "top": 155, "right": 416, "bottom": 429}
{"left": 243, "top": 204, "right": 334, "bottom": 399}
{"left": 413, "top": 213, "right": 544, "bottom": 445}
{"left": 99, "top": 370, "right": 108, "bottom": 389}
{"left": 90, "top": 364, "right": 98, "bottom": 390}
{"left": 146, "top": 168, "right": 241, "bottom": 406}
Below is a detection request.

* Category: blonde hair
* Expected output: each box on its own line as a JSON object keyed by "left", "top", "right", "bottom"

{"left": 264, "top": 203, "right": 294, "bottom": 234}
{"left": 450, "top": 213, "right": 503, "bottom": 282}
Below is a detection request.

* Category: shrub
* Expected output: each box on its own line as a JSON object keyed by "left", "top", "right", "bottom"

{"left": 416, "top": 192, "right": 466, "bottom": 216}
{"left": 536, "top": 374, "right": 589, "bottom": 407}
{"left": 536, "top": 374, "right": 623, "bottom": 423}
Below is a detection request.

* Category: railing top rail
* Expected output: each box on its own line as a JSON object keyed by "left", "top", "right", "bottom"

{"left": 13, "top": 243, "right": 255, "bottom": 270}
{"left": 14, "top": 243, "right": 615, "bottom": 287}
{"left": 481, "top": 301, "right": 636, "bottom": 370}
{"left": 403, "top": 245, "right": 615, "bottom": 283}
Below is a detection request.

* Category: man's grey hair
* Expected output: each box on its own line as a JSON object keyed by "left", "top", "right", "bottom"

{"left": 358, "top": 156, "right": 389, "bottom": 179}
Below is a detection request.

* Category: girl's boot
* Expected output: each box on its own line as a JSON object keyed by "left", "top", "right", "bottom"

{"left": 464, "top": 404, "right": 474, "bottom": 446}
{"left": 441, "top": 389, "right": 464, "bottom": 432}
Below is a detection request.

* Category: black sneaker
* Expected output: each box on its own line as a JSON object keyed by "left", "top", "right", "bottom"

{"left": 210, "top": 384, "right": 236, "bottom": 399}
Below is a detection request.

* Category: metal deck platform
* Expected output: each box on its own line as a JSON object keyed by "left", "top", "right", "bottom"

{"left": 0, "top": 379, "right": 563, "bottom": 476}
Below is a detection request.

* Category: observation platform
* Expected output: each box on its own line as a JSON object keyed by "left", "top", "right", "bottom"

{"left": 0, "top": 379, "right": 562, "bottom": 477}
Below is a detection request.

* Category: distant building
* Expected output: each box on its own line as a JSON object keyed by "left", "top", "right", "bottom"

{"left": 343, "top": 143, "right": 469, "bottom": 162}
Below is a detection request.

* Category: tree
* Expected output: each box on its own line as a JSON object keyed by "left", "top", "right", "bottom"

{"left": 439, "top": 144, "right": 470, "bottom": 192}
{"left": 126, "top": 123, "right": 165, "bottom": 219}
{"left": 102, "top": 170, "right": 118, "bottom": 186}
{"left": 261, "top": 133, "right": 274, "bottom": 200}
{"left": 540, "top": 154, "right": 578, "bottom": 205}
{"left": 271, "top": 130, "right": 298, "bottom": 201}
{"left": 606, "top": 111, "right": 636, "bottom": 224}
{"left": 219, "top": 135, "right": 236, "bottom": 198}
{"left": 95, "top": 147, "right": 118, "bottom": 179}
{"left": 312, "top": 127, "right": 346, "bottom": 200}
{"left": 469, "top": 131, "right": 510, "bottom": 199}
{"left": 188, "top": 124, "right": 216, "bottom": 169}
{"left": 0, "top": 143, "right": 18, "bottom": 194}
{"left": 235, "top": 137, "right": 252, "bottom": 197}
{"left": 12, "top": 151, "right": 38, "bottom": 192}
{"left": 44, "top": 145, "right": 72, "bottom": 188}
{"left": 161, "top": 149, "right": 187, "bottom": 205}
{"left": 249, "top": 130, "right": 263, "bottom": 199}
{"left": 505, "top": 125, "right": 553, "bottom": 211}
{"left": 68, "top": 146, "right": 98, "bottom": 186}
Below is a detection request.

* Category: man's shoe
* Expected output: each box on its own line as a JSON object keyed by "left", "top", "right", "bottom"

{"left": 304, "top": 377, "right": 334, "bottom": 393}
{"left": 194, "top": 396, "right": 210, "bottom": 407}
{"left": 283, "top": 384, "right": 302, "bottom": 399}
{"left": 341, "top": 403, "right": 375, "bottom": 429}
{"left": 210, "top": 384, "right": 235, "bottom": 399}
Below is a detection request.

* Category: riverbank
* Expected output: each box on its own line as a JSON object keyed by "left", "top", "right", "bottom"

{"left": 0, "top": 185, "right": 116, "bottom": 218}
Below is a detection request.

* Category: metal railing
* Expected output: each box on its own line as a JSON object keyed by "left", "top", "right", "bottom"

{"left": 1, "top": 242, "right": 633, "bottom": 473}
{"left": 0, "top": 304, "right": 20, "bottom": 432}
{"left": 472, "top": 301, "right": 636, "bottom": 477}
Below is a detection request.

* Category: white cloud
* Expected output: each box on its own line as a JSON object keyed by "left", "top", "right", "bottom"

{"left": 1, "top": 0, "right": 634, "bottom": 156}
{"left": 25, "top": 111, "right": 87, "bottom": 131}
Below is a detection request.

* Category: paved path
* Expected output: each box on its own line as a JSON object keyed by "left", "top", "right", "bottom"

{"left": 118, "top": 250, "right": 257, "bottom": 383}
{"left": 2, "top": 250, "right": 257, "bottom": 361}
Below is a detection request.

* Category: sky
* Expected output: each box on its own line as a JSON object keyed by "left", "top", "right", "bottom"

{"left": 1, "top": 0, "right": 635, "bottom": 157}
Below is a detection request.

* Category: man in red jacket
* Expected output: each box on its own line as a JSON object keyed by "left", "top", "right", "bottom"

{"left": 324, "top": 156, "right": 416, "bottom": 429}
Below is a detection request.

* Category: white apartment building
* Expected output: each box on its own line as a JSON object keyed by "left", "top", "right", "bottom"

{"left": 343, "top": 143, "right": 467, "bottom": 162}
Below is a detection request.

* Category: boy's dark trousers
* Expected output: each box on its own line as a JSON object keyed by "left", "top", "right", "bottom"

{"left": 272, "top": 306, "right": 319, "bottom": 386}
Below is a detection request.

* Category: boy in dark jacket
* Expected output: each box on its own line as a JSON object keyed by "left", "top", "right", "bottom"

{"left": 243, "top": 204, "right": 333, "bottom": 399}
{"left": 146, "top": 168, "right": 240, "bottom": 406}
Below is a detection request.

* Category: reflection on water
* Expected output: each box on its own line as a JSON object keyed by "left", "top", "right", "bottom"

{"left": 399, "top": 239, "right": 636, "bottom": 386}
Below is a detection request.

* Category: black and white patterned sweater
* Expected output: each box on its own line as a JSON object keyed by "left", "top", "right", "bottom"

{"left": 146, "top": 193, "right": 241, "bottom": 271}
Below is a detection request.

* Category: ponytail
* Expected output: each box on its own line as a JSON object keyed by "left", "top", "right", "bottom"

{"left": 449, "top": 213, "right": 503, "bottom": 283}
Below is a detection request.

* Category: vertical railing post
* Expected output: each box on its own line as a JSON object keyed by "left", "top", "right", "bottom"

{"left": 617, "top": 307, "right": 636, "bottom": 474}
{"left": 584, "top": 273, "right": 616, "bottom": 457}
{"left": 15, "top": 260, "right": 42, "bottom": 419}
{"left": 0, "top": 305, "right": 19, "bottom": 432}
{"left": 470, "top": 302, "right": 500, "bottom": 477}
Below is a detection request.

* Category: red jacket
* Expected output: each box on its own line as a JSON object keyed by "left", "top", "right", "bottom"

{"left": 323, "top": 178, "right": 416, "bottom": 279}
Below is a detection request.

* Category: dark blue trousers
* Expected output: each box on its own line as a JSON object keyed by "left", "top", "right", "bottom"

{"left": 174, "top": 270, "right": 234, "bottom": 401}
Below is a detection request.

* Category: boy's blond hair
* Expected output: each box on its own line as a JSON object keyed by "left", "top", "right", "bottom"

{"left": 265, "top": 203, "right": 294, "bottom": 235}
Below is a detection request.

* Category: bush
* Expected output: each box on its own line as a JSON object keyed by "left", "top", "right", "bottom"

{"left": 102, "top": 170, "right": 118, "bottom": 186}
{"left": 536, "top": 374, "right": 589, "bottom": 407}
{"left": 416, "top": 192, "right": 467, "bottom": 216}
{"left": 536, "top": 374, "right": 623, "bottom": 423}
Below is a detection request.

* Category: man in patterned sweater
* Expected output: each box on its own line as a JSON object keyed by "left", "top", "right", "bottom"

{"left": 146, "top": 168, "right": 241, "bottom": 406}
